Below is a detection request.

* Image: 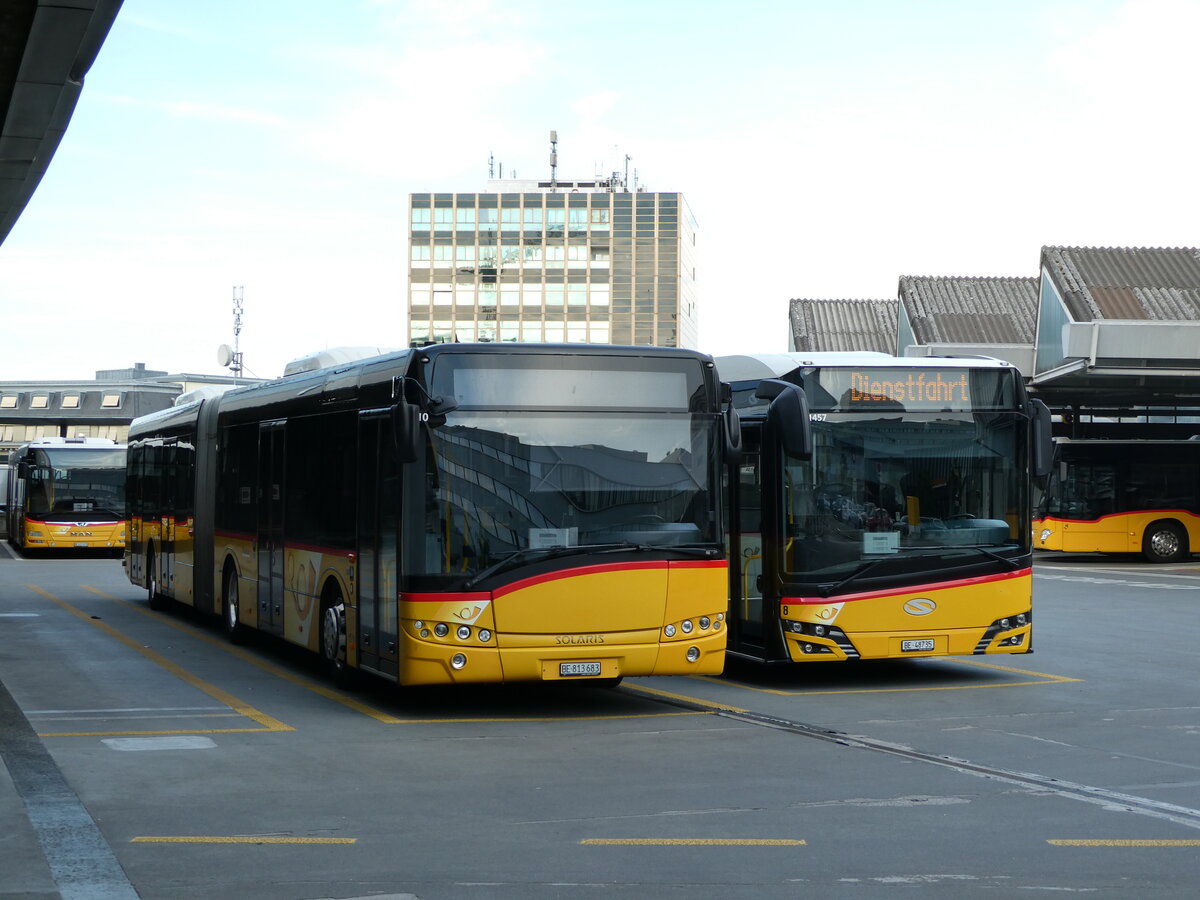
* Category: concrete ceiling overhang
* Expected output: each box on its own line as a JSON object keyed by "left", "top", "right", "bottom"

{"left": 0, "top": 0, "right": 122, "bottom": 246}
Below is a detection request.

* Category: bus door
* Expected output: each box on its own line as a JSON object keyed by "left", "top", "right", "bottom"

{"left": 257, "top": 421, "right": 286, "bottom": 634}
{"left": 160, "top": 441, "right": 177, "bottom": 595}
{"left": 356, "top": 411, "right": 400, "bottom": 678}
{"left": 727, "top": 428, "right": 770, "bottom": 657}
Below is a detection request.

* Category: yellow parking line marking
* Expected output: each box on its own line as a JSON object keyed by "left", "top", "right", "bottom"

{"left": 131, "top": 836, "right": 355, "bottom": 844}
{"left": 27, "top": 586, "right": 292, "bottom": 735}
{"left": 85, "top": 588, "right": 713, "bottom": 725}
{"left": 85, "top": 586, "right": 407, "bottom": 724}
{"left": 701, "top": 658, "right": 1080, "bottom": 697}
{"left": 624, "top": 682, "right": 747, "bottom": 712}
{"left": 1049, "top": 839, "right": 1200, "bottom": 847}
{"left": 951, "top": 658, "right": 1082, "bottom": 681}
{"left": 582, "top": 838, "right": 805, "bottom": 846}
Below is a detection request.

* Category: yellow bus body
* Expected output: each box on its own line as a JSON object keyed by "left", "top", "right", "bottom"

{"left": 20, "top": 516, "right": 125, "bottom": 550}
{"left": 779, "top": 568, "right": 1033, "bottom": 662}
{"left": 204, "top": 546, "right": 727, "bottom": 686}
{"left": 1034, "top": 511, "right": 1200, "bottom": 555}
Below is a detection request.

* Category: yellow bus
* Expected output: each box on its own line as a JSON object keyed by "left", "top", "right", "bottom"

{"left": 125, "top": 344, "right": 737, "bottom": 687}
{"left": 717, "top": 352, "right": 1052, "bottom": 665}
{"left": 1033, "top": 438, "right": 1200, "bottom": 562}
{"left": 5, "top": 437, "right": 127, "bottom": 552}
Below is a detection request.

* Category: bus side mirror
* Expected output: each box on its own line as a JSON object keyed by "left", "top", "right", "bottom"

{"left": 755, "top": 378, "right": 812, "bottom": 460}
{"left": 1030, "top": 399, "right": 1052, "bottom": 480}
{"left": 721, "top": 382, "right": 743, "bottom": 465}
{"left": 391, "top": 402, "right": 420, "bottom": 463}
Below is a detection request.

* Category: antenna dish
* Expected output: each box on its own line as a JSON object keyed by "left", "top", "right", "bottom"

{"left": 217, "top": 344, "right": 232, "bottom": 367}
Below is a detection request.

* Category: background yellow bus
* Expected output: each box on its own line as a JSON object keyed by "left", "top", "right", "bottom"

{"left": 1034, "top": 438, "right": 1200, "bottom": 562}
{"left": 5, "top": 437, "right": 126, "bottom": 553}
{"left": 717, "top": 352, "right": 1052, "bottom": 666}
{"left": 125, "top": 344, "right": 738, "bottom": 688}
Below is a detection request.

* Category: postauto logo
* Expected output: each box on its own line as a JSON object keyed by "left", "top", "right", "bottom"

{"left": 902, "top": 598, "right": 937, "bottom": 616}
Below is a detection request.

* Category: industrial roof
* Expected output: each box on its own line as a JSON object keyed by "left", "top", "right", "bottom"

{"left": 0, "top": 0, "right": 122, "bottom": 246}
{"left": 1041, "top": 246, "right": 1200, "bottom": 322}
{"left": 897, "top": 275, "right": 1038, "bottom": 345}
{"left": 787, "top": 298, "right": 898, "bottom": 353}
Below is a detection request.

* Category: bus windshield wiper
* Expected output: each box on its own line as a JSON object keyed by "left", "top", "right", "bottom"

{"left": 951, "top": 545, "right": 1023, "bottom": 570}
{"left": 817, "top": 558, "right": 893, "bottom": 597}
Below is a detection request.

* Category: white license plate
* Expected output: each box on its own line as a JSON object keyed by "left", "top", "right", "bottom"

{"left": 560, "top": 662, "right": 602, "bottom": 677}
{"left": 901, "top": 638, "right": 935, "bottom": 652}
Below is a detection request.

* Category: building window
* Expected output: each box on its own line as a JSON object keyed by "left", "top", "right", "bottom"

{"left": 434, "top": 208, "right": 454, "bottom": 227}
{"left": 411, "top": 208, "right": 431, "bottom": 231}
{"left": 60, "top": 394, "right": 81, "bottom": 409}
{"left": 0, "top": 395, "right": 17, "bottom": 409}
{"left": 30, "top": 394, "right": 49, "bottom": 409}
{"left": 101, "top": 393, "right": 122, "bottom": 408}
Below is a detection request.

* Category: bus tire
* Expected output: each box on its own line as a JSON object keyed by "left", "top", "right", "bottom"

{"left": 1143, "top": 520, "right": 1187, "bottom": 563}
{"left": 320, "top": 584, "right": 355, "bottom": 689}
{"left": 147, "top": 550, "right": 169, "bottom": 611}
{"left": 222, "top": 565, "right": 247, "bottom": 645}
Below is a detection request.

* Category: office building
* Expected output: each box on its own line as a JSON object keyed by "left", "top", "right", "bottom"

{"left": 406, "top": 175, "right": 697, "bottom": 348}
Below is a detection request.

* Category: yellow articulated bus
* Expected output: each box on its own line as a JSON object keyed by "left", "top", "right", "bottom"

{"left": 5, "top": 437, "right": 127, "bottom": 552}
{"left": 1033, "top": 438, "right": 1200, "bottom": 563}
{"left": 716, "top": 352, "right": 1052, "bottom": 666}
{"left": 125, "top": 344, "right": 738, "bottom": 687}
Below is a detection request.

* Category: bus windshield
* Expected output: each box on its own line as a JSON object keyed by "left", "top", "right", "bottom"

{"left": 417, "top": 409, "right": 718, "bottom": 580}
{"left": 782, "top": 411, "right": 1026, "bottom": 580}
{"left": 26, "top": 448, "right": 126, "bottom": 521}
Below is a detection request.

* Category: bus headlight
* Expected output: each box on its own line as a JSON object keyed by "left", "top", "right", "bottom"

{"left": 1040, "top": 529, "right": 1052, "bottom": 541}
{"left": 450, "top": 653, "right": 467, "bottom": 670}
{"left": 456, "top": 625, "right": 471, "bottom": 640}
{"left": 478, "top": 629, "right": 492, "bottom": 642}
{"left": 686, "top": 646, "right": 701, "bottom": 662}
{"left": 664, "top": 624, "right": 676, "bottom": 637}
{"left": 681, "top": 619, "right": 694, "bottom": 634}
{"left": 699, "top": 616, "right": 711, "bottom": 630}
{"left": 434, "top": 623, "right": 449, "bottom": 637}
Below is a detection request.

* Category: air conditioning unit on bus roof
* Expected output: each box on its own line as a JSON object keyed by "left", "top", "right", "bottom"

{"left": 283, "top": 347, "right": 399, "bottom": 378}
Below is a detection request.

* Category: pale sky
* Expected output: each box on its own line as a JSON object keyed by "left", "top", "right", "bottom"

{"left": 2, "top": 0, "right": 1198, "bottom": 382}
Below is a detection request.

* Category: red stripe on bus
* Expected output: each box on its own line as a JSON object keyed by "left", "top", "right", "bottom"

{"left": 28, "top": 517, "right": 121, "bottom": 525}
{"left": 492, "top": 558, "right": 726, "bottom": 599}
{"left": 401, "top": 591, "right": 493, "bottom": 604}
{"left": 784, "top": 566, "right": 1032, "bottom": 605}
{"left": 400, "top": 559, "right": 727, "bottom": 603}
{"left": 1035, "top": 509, "right": 1200, "bottom": 525}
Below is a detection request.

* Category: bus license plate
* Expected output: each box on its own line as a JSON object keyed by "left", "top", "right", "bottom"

{"left": 901, "top": 639, "right": 935, "bottom": 652}
{"left": 560, "top": 662, "right": 602, "bottom": 677}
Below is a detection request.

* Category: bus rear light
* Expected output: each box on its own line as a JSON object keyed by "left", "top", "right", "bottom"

{"left": 450, "top": 653, "right": 467, "bottom": 670}
{"left": 686, "top": 646, "right": 701, "bottom": 662}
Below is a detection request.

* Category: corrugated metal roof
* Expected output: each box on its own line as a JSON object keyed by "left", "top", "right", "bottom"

{"left": 897, "top": 276, "right": 1038, "bottom": 344}
{"left": 1041, "top": 246, "right": 1200, "bottom": 322}
{"left": 787, "top": 299, "right": 898, "bottom": 353}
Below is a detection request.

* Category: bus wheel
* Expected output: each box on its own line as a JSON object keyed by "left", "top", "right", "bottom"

{"left": 320, "top": 587, "right": 355, "bottom": 689}
{"left": 1143, "top": 521, "right": 1187, "bottom": 563}
{"left": 222, "top": 567, "right": 247, "bottom": 645}
{"left": 147, "top": 551, "right": 168, "bottom": 611}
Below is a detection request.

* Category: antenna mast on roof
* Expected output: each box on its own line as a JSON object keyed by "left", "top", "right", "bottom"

{"left": 549, "top": 130, "right": 558, "bottom": 191}
{"left": 230, "top": 286, "right": 244, "bottom": 377}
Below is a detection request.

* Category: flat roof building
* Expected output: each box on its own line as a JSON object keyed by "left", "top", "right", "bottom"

{"left": 406, "top": 176, "right": 697, "bottom": 349}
